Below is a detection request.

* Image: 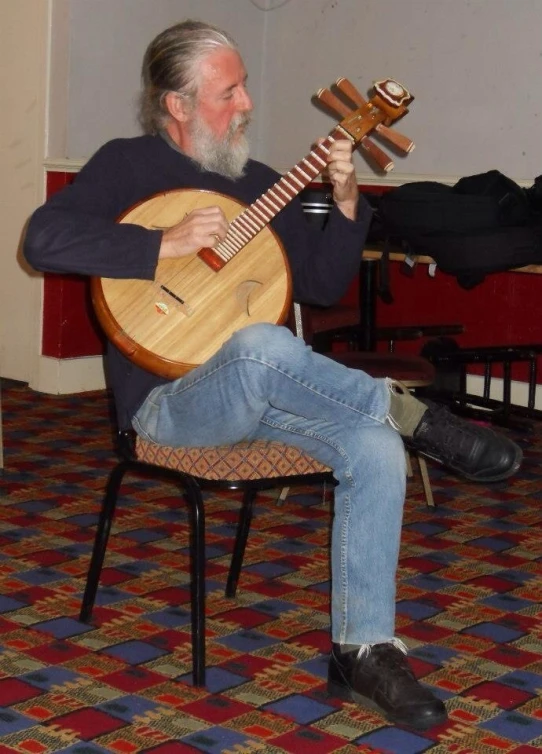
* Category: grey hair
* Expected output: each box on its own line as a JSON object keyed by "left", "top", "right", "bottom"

{"left": 139, "top": 19, "right": 238, "bottom": 134}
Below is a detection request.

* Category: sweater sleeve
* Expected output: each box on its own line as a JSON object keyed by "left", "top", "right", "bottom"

{"left": 274, "top": 193, "right": 373, "bottom": 307}
{"left": 23, "top": 141, "right": 162, "bottom": 279}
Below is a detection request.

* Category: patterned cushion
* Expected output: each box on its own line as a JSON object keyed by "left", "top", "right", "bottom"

{"left": 135, "top": 437, "right": 331, "bottom": 481}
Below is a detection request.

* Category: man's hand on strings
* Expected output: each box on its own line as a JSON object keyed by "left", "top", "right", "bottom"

{"left": 159, "top": 206, "right": 229, "bottom": 259}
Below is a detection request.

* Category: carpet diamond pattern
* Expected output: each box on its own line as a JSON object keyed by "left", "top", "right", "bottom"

{"left": 1, "top": 380, "right": 541, "bottom": 753}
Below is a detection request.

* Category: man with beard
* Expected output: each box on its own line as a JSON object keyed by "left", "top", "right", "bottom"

{"left": 24, "top": 20, "right": 521, "bottom": 731}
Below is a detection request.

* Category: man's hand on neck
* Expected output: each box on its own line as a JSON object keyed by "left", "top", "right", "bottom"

{"left": 324, "top": 139, "right": 359, "bottom": 221}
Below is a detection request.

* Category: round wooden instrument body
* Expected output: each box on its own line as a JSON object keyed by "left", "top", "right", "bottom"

{"left": 91, "top": 188, "right": 292, "bottom": 379}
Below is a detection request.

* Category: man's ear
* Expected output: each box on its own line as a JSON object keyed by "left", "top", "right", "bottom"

{"left": 164, "top": 91, "right": 190, "bottom": 123}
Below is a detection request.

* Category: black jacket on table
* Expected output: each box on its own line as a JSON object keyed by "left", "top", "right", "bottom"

{"left": 24, "top": 135, "right": 373, "bottom": 430}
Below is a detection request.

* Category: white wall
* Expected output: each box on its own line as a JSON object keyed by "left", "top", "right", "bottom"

{"left": 0, "top": 0, "right": 49, "bottom": 384}
{"left": 63, "top": 0, "right": 542, "bottom": 182}
{"left": 3, "top": 0, "right": 542, "bottom": 393}
{"left": 63, "top": 0, "right": 269, "bottom": 159}
{"left": 260, "top": 0, "right": 542, "bottom": 181}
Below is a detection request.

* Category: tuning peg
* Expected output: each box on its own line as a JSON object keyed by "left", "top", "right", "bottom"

{"left": 334, "top": 77, "right": 415, "bottom": 154}
{"left": 358, "top": 139, "right": 394, "bottom": 172}
{"left": 316, "top": 87, "right": 352, "bottom": 119}
{"left": 334, "top": 77, "right": 366, "bottom": 107}
{"left": 318, "top": 87, "right": 394, "bottom": 171}
{"left": 372, "top": 123, "right": 414, "bottom": 154}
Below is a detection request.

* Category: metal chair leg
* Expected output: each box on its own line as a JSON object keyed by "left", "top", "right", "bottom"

{"left": 226, "top": 487, "right": 257, "bottom": 598}
{"left": 79, "top": 460, "right": 129, "bottom": 622}
{"left": 183, "top": 476, "right": 206, "bottom": 687}
{"left": 80, "top": 460, "right": 207, "bottom": 687}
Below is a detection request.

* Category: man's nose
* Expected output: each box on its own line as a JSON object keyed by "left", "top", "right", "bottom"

{"left": 237, "top": 85, "right": 253, "bottom": 112}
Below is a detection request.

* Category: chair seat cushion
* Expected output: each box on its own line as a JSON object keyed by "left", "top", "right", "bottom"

{"left": 328, "top": 351, "right": 435, "bottom": 384}
{"left": 135, "top": 437, "right": 331, "bottom": 481}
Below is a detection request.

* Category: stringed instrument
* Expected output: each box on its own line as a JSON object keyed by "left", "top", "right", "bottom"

{"left": 91, "top": 78, "right": 414, "bottom": 379}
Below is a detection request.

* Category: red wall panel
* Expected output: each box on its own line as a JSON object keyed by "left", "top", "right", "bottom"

{"left": 42, "top": 172, "right": 104, "bottom": 358}
{"left": 41, "top": 172, "right": 542, "bottom": 383}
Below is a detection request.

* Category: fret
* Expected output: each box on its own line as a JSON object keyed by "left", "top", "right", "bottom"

{"left": 281, "top": 176, "right": 298, "bottom": 193}
{"left": 221, "top": 236, "right": 242, "bottom": 254}
{"left": 311, "top": 151, "right": 327, "bottom": 169}
{"left": 268, "top": 188, "right": 287, "bottom": 207}
{"left": 302, "top": 157, "right": 320, "bottom": 175}
{"left": 261, "top": 193, "right": 282, "bottom": 213}
{"left": 286, "top": 171, "right": 305, "bottom": 189}
{"left": 238, "top": 212, "right": 261, "bottom": 233}
{"left": 335, "top": 124, "right": 356, "bottom": 143}
{"left": 251, "top": 205, "right": 270, "bottom": 223}
{"left": 274, "top": 183, "right": 293, "bottom": 200}
{"left": 292, "top": 165, "right": 311, "bottom": 182}
{"left": 234, "top": 217, "right": 259, "bottom": 240}
{"left": 254, "top": 199, "right": 275, "bottom": 220}
{"left": 214, "top": 247, "right": 229, "bottom": 261}
{"left": 230, "top": 224, "right": 253, "bottom": 244}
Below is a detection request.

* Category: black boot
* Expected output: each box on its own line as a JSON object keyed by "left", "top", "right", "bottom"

{"left": 328, "top": 643, "right": 447, "bottom": 730}
{"left": 406, "top": 399, "right": 522, "bottom": 482}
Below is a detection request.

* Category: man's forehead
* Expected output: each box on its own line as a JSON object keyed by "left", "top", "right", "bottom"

{"left": 199, "top": 48, "right": 247, "bottom": 88}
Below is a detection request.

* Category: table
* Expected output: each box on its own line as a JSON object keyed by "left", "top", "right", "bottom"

{"left": 358, "top": 246, "right": 542, "bottom": 351}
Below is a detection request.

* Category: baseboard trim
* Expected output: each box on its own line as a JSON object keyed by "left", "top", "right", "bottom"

{"left": 466, "top": 374, "right": 542, "bottom": 411}
{"left": 30, "top": 355, "right": 106, "bottom": 394}
{"left": 25, "top": 355, "right": 541, "bottom": 410}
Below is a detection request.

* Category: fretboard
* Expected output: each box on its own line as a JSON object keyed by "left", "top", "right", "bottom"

{"left": 212, "top": 131, "right": 340, "bottom": 263}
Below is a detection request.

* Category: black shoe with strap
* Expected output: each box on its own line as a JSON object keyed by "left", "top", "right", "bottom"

{"left": 405, "top": 399, "right": 522, "bottom": 482}
{"left": 328, "top": 642, "right": 447, "bottom": 730}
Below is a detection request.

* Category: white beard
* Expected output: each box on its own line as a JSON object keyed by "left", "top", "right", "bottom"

{"left": 189, "top": 112, "right": 251, "bottom": 179}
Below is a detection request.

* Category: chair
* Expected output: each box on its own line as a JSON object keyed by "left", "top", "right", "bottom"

{"left": 304, "top": 302, "right": 465, "bottom": 355}
{"left": 79, "top": 429, "right": 334, "bottom": 688}
{"left": 80, "top": 307, "right": 437, "bottom": 688}
{"left": 304, "top": 302, "right": 426, "bottom": 353}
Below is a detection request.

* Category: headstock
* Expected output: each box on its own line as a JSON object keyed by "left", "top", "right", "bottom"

{"left": 316, "top": 78, "right": 414, "bottom": 172}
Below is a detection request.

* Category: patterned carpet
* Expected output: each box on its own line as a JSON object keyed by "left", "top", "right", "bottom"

{"left": 0, "top": 378, "right": 541, "bottom": 754}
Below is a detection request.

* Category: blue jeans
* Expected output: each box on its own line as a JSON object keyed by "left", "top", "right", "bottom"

{"left": 133, "top": 324, "right": 406, "bottom": 646}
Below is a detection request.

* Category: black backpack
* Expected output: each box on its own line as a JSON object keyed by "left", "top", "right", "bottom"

{"left": 376, "top": 170, "right": 542, "bottom": 289}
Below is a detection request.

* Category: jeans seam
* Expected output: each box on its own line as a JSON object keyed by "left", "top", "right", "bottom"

{"left": 131, "top": 415, "right": 154, "bottom": 442}
{"left": 260, "top": 414, "right": 354, "bottom": 643}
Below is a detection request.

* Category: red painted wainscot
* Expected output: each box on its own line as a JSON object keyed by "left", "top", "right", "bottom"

{"left": 43, "top": 171, "right": 104, "bottom": 358}
{"left": 42, "top": 173, "right": 542, "bottom": 384}
{"left": 357, "top": 185, "right": 542, "bottom": 384}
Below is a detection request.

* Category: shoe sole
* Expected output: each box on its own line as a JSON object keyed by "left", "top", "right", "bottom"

{"left": 328, "top": 679, "right": 448, "bottom": 731}
{"left": 420, "top": 444, "right": 523, "bottom": 483}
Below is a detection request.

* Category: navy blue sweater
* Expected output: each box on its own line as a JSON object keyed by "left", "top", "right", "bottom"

{"left": 24, "top": 135, "right": 372, "bottom": 428}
